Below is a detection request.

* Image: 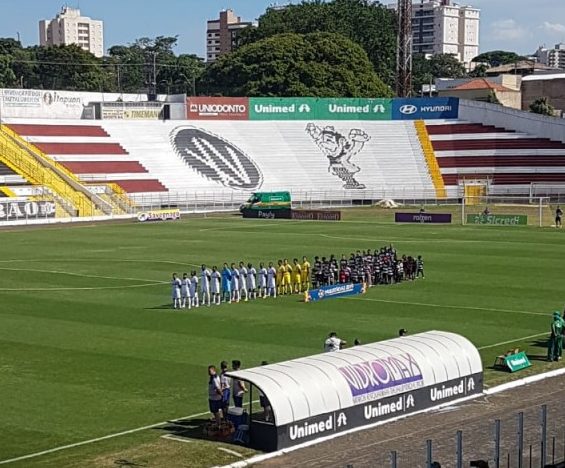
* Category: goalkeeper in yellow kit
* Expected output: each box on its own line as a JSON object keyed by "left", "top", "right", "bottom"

{"left": 301, "top": 256, "right": 311, "bottom": 291}
{"left": 276, "top": 260, "right": 284, "bottom": 295}
{"left": 292, "top": 258, "right": 302, "bottom": 293}
{"left": 282, "top": 259, "right": 293, "bottom": 295}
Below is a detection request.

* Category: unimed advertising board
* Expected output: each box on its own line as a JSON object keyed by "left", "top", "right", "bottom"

{"left": 249, "top": 98, "right": 392, "bottom": 120}
{"left": 277, "top": 358, "right": 483, "bottom": 448}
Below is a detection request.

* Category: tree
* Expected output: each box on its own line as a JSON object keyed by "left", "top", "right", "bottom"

{"left": 468, "top": 64, "right": 488, "bottom": 78}
{"left": 485, "top": 91, "right": 501, "bottom": 105}
{"left": 530, "top": 97, "right": 555, "bottom": 116}
{"left": 203, "top": 32, "right": 393, "bottom": 98}
{"left": 472, "top": 50, "right": 526, "bottom": 67}
{"left": 238, "top": 0, "right": 397, "bottom": 86}
{"left": 412, "top": 54, "right": 466, "bottom": 94}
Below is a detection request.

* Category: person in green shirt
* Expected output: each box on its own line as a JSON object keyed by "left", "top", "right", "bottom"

{"left": 548, "top": 311, "right": 564, "bottom": 362}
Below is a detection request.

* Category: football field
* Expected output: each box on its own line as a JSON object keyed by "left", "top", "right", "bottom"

{"left": 0, "top": 209, "right": 563, "bottom": 467}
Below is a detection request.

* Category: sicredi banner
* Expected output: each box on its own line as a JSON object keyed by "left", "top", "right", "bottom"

{"left": 392, "top": 97, "right": 459, "bottom": 120}
{"left": 187, "top": 97, "right": 249, "bottom": 120}
{"left": 249, "top": 98, "right": 392, "bottom": 121}
{"left": 466, "top": 214, "right": 528, "bottom": 225}
{"left": 0, "top": 200, "right": 56, "bottom": 220}
{"left": 305, "top": 282, "right": 366, "bottom": 302}
{"left": 395, "top": 212, "right": 452, "bottom": 224}
{"left": 137, "top": 209, "right": 181, "bottom": 222}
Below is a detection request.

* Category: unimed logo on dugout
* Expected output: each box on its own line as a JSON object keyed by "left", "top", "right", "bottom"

{"left": 186, "top": 97, "right": 249, "bottom": 120}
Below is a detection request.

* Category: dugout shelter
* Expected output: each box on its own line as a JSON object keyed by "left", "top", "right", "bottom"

{"left": 226, "top": 331, "right": 483, "bottom": 451}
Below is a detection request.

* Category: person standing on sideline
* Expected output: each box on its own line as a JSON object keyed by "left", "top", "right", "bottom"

{"left": 189, "top": 271, "right": 199, "bottom": 308}
{"left": 200, "top": 265, "right": 212, "bottom": 307}
{"left": 181, "top": 273, "right": 190, "bottom": 309}
{"left": 231, "top": 263, "right": 240, "bottom": 303}
{"left": 220, "top": 361, "right": 231, "bottom": 416}
{"left": 416, "top": 255, "right": 425, "bottom": 279}
{"left": 548, "top": 311, "right": 564, "bottom": 362}
{"left": 324, "top": 332, "right": 346, "bottom": 352}
{"left": 208, "top": 365, "right": 223, "bottom": 426}
{"left": 258, "top": 263, "right": 268, "bottom": 298}
{"left": 267, "top": 262, "right": 277, "bottom": 298}
{"left": 171, "top": 273, "right": 182, "bottom": 309}
{"left": 556, "top": 206, "right": 563, "bottom": 228}
{"left": 231, "top": 360, "right": 248, "bottom": 408}
{"left": 210, "top": 266, "right": 221, "bottom": 306}
{"left": 247, "top": 263, "right": 257, "bottom": 300}
{"left": 221, "top": 263, "right": 232, "bottom": 304}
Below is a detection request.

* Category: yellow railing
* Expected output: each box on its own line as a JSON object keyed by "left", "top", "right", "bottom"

{"left": 414, "top": 120, "right": 447, "bottom": 199}
{"left": 0, "top": 130, "right": 98, "bottom": 216}
{"left": 1, "top": 126, "right": 135, "bottom": 215}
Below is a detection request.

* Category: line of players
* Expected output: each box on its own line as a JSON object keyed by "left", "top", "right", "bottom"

{"left": 311, "top": 248, "right": 424, "bottom": 288}
{"left": 170, "top": 257, "right": 312, "bottom": 309}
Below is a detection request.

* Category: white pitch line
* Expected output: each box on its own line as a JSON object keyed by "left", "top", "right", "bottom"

{"left": 161, "top": 434, "right": 193, "bottom": 444}
{"left": 477, "top": 332, "right": 548, "bottom": 350}
{"left": 0, "top": 410, "right": 211, "bottom": 466}
{"left": 217, "top": 447, "right": 244, "bottom": 458}
{"left": 349, "top": 296, "right": 548, "bottom": 318}
{"left": 0, "top": 267, "right": 161, "bottom": 284}
{"left": 0, "top": 282, "right": 164, "bottom": 292}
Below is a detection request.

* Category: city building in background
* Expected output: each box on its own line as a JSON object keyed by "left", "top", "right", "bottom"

{"left": 390, "top": 0, "right": 480, "bottom": 69}
{"left": 534, "top": 43, "right": 565, "bottom": 69}
{"left": 206, "top": 9, "right": 253, "bottom": 62}
{"left": 39, "top": 7, "right": 104, "bottom": 58}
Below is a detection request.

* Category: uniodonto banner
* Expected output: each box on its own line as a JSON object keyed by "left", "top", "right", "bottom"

{"left": 305, "top": 282, "right": 366, "bottom": 302}
{"left": 137, "top": 209, "right": 181, "bottom": 223}
{"left": 466, "top": 214, "right": 528, "bottom": 225}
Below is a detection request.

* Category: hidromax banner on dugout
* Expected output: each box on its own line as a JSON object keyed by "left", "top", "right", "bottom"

{"left": 392, "top": 97, "right": 459, "bottom": 120}
{"left": 249, "top": 98, "right": 393, "bottom": 120}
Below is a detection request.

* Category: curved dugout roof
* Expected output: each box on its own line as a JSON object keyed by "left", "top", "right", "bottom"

{"left": 226, "top": 331, "right": 482, "bottom": 426}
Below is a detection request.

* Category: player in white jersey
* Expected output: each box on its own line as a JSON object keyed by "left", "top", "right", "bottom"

{"left": 258, "top": 262, "right": 268, "bottom": 298}
{"left": 230, "top": 263, "right": 240, "bottom": 303}
{"left": 247, "top": 262, "right": 257, "bottom": 299}
{"left": 190, "top": 271, "right": 199, "bottom": 308}
{"left": 181, "top": 273, "right": 191, "bottom": 309}
{"left": 200, "top": 265, "right": 211, "bottom": 307}
{"left": 210, "top": 266, "right": 221, "bottom": 305}
{"left": 267, "top": 262, "right": 277, "bottom": 298}
{"left": 238, "top": 261, "right": 249, "bottom": 302}
{"left": 171, "top": 273, "right": 182, "bottom": 309}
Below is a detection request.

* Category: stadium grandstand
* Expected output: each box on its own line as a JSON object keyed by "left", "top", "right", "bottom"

{"left": 1, "top": 90, "right": 565, "bottom": 222}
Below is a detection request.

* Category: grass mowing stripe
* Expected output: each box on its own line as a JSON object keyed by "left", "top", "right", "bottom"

{"left": 349, "top": 297, "right": 548, "bottom": 318}
{"left": 0, "top": 267, "right": 161, "bottom": 283}
{"left": 0, "top": 283, "right": 164, "bottom": 292}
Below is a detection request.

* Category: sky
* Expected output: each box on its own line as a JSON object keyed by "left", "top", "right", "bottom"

{"left": 0, "top": 0, "right": 564, "bottom": 57}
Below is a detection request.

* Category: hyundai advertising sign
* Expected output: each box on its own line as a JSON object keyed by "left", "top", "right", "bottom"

{"left": 392, "top": 98, "right": 459, "bottom": 120}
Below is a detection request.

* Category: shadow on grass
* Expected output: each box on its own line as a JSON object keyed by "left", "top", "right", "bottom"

{"left": 153, "top": 418, "right": 223, "bottom": 443}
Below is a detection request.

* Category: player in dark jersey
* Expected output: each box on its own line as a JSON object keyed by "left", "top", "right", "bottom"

{"left": 417, "top": 255, "right": 425, "bottom": 279}
{"left": 556, "top": 206, "right": 563, "bottom": 228}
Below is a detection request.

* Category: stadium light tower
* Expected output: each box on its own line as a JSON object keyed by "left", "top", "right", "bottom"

{"left": 396, "top": 0, "right": 413, "bottom": 97}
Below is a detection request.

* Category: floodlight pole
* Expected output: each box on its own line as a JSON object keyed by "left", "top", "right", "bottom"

{"left": 396, "top": 0, "right": 413, "bottom": 97}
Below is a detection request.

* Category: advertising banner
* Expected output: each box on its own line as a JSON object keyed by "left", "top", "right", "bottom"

{"left": 101, "top": 102, "right": 164, "bottom": 120}
{"left": 249, "top": 98, "right": 392, "bottom": 121}
{"left": 0, "top": 200, "right": 56, "bottom": 221}
{"left": 505, "top": 352, "right": 531, "bottom": 373}
{"left": 305, "top": 282, "right": 366, "bottom": 302}
{"left": 466, "top": 214, "right": 528, "bottom": 225}
{"left": 187, "top": 97, "right": 249, "bottom": 120}
{"left": 392, "top": 97, "right": 459, "bottom": 120}
{"left": 276, "top": 373, "right": 483, "bottom": 449}
{"left": 291, "top": 210, "right": 341, "bottom": 221}
{"left": 137, "top": 209, "right": 181, "bottom": 222}
{"left": 395, "top": 212, "right": 452, "bottom": 223}
{"left": 241, "top": 208, "right": 292, "bottom": 219}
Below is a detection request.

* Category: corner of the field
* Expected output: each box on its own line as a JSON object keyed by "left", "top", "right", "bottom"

{"left": 217, "top": 367, "right": 565, "bottom": 468}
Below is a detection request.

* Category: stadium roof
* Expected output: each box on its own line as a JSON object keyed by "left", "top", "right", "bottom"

{"left": 226, "top": 331, "right": 482, "bottom": 426}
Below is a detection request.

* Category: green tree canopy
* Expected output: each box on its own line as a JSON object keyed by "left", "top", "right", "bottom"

{"left": 239, "top": 0, "right": 397, "bottom": 86}
{"left": 203, "top": 32, "right": 393, "bottom": 98}
{"left": 472, "top": 50, "right": 527, "bottom": 67}
{"left": 413, "top": 54, "right": 467, "bottom": 94}
{"left": 529, "top": 97, "right": 555, "bottom": 116}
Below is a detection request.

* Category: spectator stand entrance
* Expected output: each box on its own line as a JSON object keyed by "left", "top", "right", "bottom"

{"left": 226, "top": 331, "right": 483, "bottom": 452}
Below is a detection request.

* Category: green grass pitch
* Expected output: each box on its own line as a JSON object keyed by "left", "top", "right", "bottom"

{"left": 0, "top": 209, "right": 563, "bottom": 466}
